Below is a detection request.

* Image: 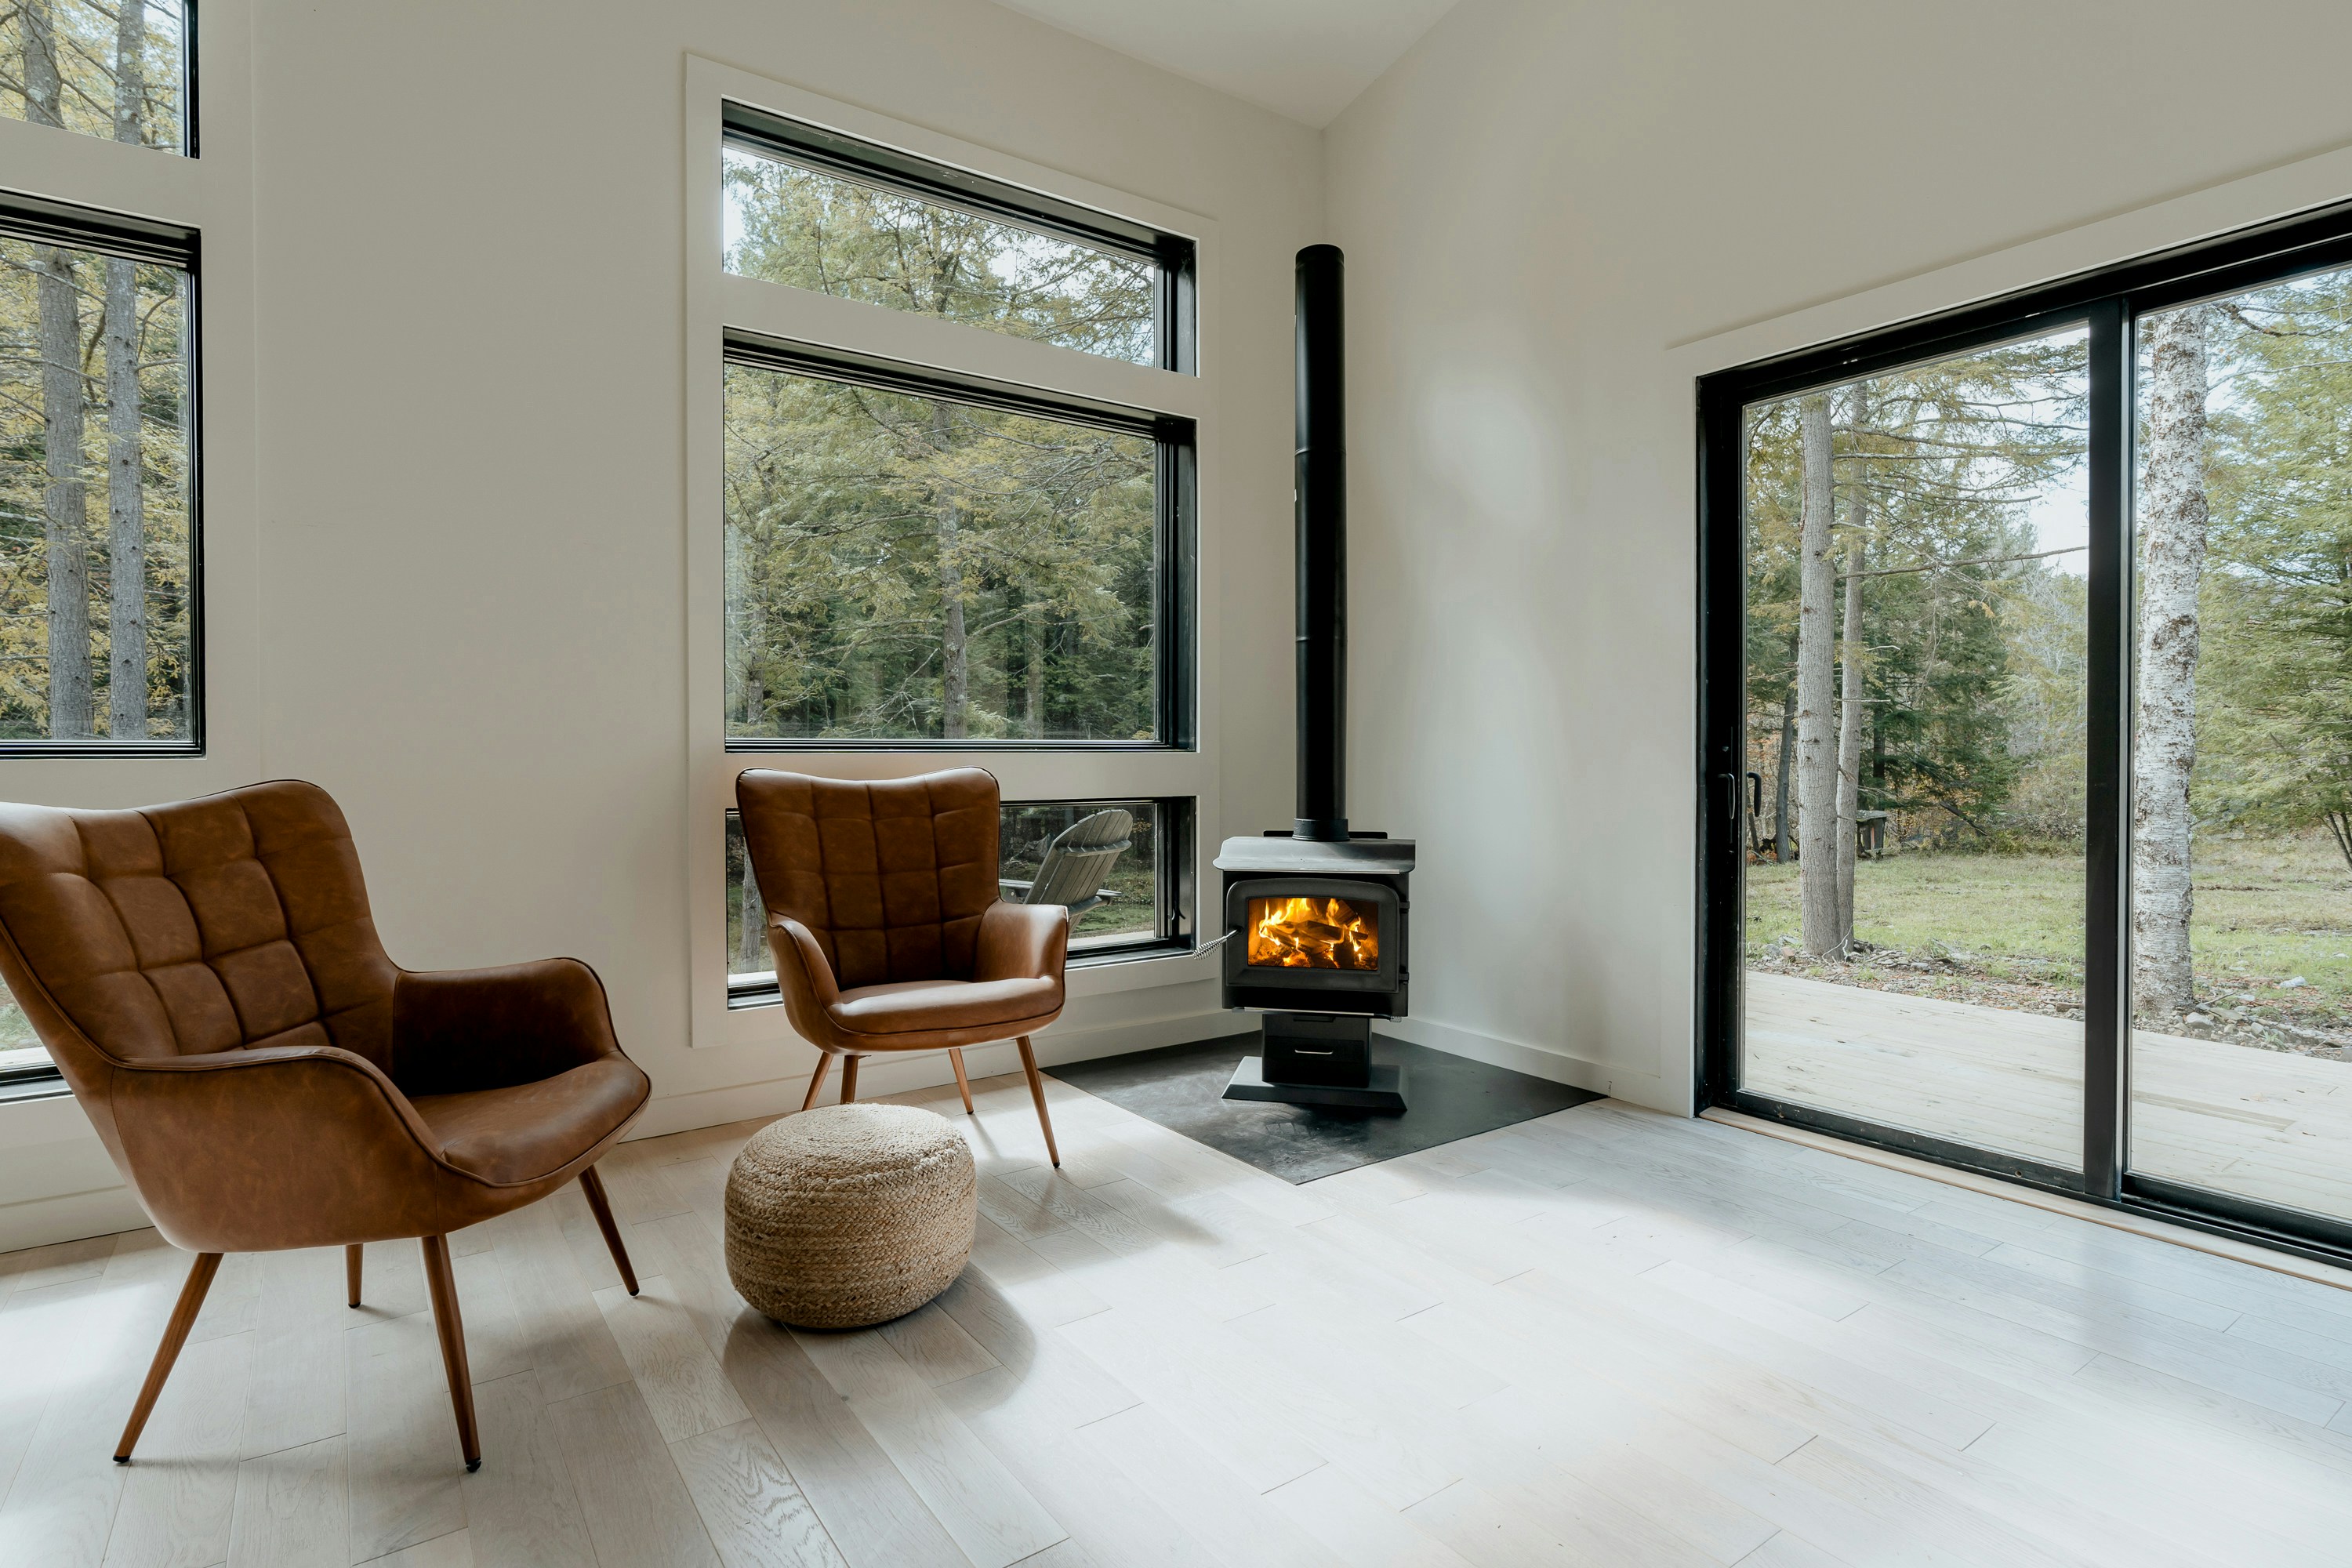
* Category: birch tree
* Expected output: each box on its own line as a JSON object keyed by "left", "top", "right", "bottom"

{"left": 1795, "top": 394, "right": 1842, "bottom": 955}
{"left": 105, "top": 0, "right": 147, "bottom": 739}
{"left": 24, "top": 1, "right": 94, "bottom": 736}
{"left": 2132, "top": 307, "right": 2211, "bottom": 1015}
{"left": 1834, "top": 388, "right": 1871, "bottom": 947}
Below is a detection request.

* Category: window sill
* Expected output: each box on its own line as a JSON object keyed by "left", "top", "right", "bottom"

{"left": 724, "top": 936, "right": 1215, "bottom": 1012}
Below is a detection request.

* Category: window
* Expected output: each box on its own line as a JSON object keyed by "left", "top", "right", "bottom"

{"left": 1, "top": 0, "right": 189, "bottom": 154}
{"left": 725, "top": 796, "right": 1195, "bottom": 1004}
{"left": 691, "top": 66, "right": 1212, "bottom": 1049}
{"left": 722, "top": 347, "right": 1189, "bottom": 746}
{"left": 0, "top": 215, "right": 197, "bottom": 746}
{"left": 722, "top": 104, "right": 1192, "bottom": 372}
{"left": 1701, "top": 200, "right": 2352, "bottom": 1267}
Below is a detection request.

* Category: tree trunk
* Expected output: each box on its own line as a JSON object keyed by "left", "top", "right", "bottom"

{"left": 1025, "top": 599, "right": 1046, "bottom": 739}
{"left": 25, "top": 1, "right": 93, "bottom": 739}
{"left": 106, "top": 0, "right": 147, "bottom": 739}
{"left": 735, "top": 853, "right": 768, "bottom": 974}
{"left": 1795, "top": 394, "right": 1842, "bottom": 956}
{"left": 2132, "top": 307, "right": 2211, "bottom": 1015}
{"left": 1773, "top": 677, "right": 1795, "bottom": 863}
{"left": 1835, "top": 393, "right": 1869, "bottom": 949}
{"left": 932, "top": 408, "right": 967, "bottom": 739}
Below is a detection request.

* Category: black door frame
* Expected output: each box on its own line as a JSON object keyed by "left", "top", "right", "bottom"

{"left": 1697, "top": 197, "right": 2352, "bottom": 1270}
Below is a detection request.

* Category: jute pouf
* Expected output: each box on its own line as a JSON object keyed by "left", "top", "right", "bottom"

{"left": 724, "top": 1102, "right": 977, "bottom": 1330}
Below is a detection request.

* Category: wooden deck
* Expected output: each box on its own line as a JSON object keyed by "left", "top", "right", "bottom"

{"left": 1746, "top": 971, "right": 2352, "bottom": 1223}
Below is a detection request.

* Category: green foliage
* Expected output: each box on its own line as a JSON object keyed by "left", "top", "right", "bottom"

{"left": 723, "top": 367, "right": 1156, "bottom": 741}
{"left": 0, "top": 0, "right": 185, "bottom": 150}
{"left": 2196, "top": 272, "right": 2352, "bottom": 869}
{"left": 720, "top": 145, "right": 1167, "bottom": 743}
{"left": 724, "top": 148, "right": 1154, "bottom": 365}
{"left": 0, "top": 238, "right": 192, "bottom": 739}
{"left": 1745, "top": 338, "right": 2088, "bottom": 843}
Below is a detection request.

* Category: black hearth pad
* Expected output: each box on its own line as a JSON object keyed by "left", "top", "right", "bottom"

{"left": 1048, "top": 1032, "right": 1602, "bottom": 1185}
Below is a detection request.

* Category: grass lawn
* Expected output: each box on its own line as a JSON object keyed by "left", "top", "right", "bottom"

{"left": 1746, "top": 830, "right": 2352, "bottom": 1033}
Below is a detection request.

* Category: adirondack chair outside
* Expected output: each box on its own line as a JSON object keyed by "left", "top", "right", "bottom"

{"left": 1000, "top": 808, "right": 1134, "bottom": 919}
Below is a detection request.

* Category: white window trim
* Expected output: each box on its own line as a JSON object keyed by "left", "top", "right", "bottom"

{"left": 683, "top": 56, "right": 1225, "bottom": 1058}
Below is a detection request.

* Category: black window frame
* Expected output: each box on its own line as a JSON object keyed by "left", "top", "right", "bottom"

{"left": 721, "top": 101, "right": 1197, "bottom": 376}
{"left": 0, "top": 190, "right": 205, "bottom": 760}
{"left": 720, "top": 332, "right": 1197, "bottom": 753}
{"left": 724, "top": 793, "right": 1199, "bottom": 1007}
{"left": 1697, "top": 196, "right": 2352, "bottom": 1272}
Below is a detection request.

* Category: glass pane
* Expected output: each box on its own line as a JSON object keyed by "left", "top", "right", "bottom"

{"left": 1, "top": 0, "right": 187, "bottom": 154}
{"left": 1246, "top": 895, "right": 1377, "bottom": 971}
{"left": 2129, "top": 274, "right": 2352, "bottom": 1225}
{"left": 724, "top": 143, "right": 1156, "bottom": 365}
{"left": 726, "top": 797, "right": 1164, "bottom": 994}
{"left": 0, "top": 234, "right": 194, "bottom": 741}
{"left": 0, "top": 971, "right": 45, "bottom": 1075}
{"left": 1000, "top": 798, "right": 1158, "bottom": 949}
{"left": 1740, "top": 328, "right": 2091, "bottom": 1169}
{"left": 724, "top": 363, "right": 1158, "bottom": 743}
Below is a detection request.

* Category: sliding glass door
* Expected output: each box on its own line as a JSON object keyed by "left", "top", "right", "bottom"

{"left": 2127, "top": 276, "right": 2352, "bottom": 1236}
{"left": 1701, "top": 203, "right": 2352, "bottom": 1263}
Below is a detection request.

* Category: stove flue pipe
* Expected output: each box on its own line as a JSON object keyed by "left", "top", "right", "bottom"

{"left": 1294, "top": 244, "right": 1348, "bottom": 841}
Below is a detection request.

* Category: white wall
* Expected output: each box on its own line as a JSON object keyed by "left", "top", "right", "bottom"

{"left": 0, "top": 0, "right": 1321, "bottom": 1248}
{"left": 1325, "top": 0, "right": 2352, "bottom": 1112}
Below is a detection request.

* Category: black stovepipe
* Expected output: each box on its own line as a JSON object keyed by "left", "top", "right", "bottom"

{"left": 1294, "top": 243, "right": 1348, "bottom": 841}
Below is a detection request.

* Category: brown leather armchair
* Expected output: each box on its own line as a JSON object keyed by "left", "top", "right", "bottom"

{"left": 735, "top": 768, "right": 1068, "bottom": 1164}
{"left": 0, "top": 781, "right": 649, "bottom": 1472}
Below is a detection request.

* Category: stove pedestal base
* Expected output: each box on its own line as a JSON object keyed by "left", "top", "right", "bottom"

{"left": 1222, "top": 1057, "right": 1407, "bottom": 1112}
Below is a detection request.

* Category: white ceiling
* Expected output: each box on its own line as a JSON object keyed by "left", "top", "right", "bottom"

{"left": 991, "top": 0, "right": 1462, "bottom": 128}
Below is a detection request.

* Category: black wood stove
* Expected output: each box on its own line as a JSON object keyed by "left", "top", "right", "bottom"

{"left": 1218, "top": 245, "right": 1413, "bottom": 1112}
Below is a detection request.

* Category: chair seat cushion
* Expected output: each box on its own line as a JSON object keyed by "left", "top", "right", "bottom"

{"left": 826, "top": 976, "right": 1060, "bottom": 1036}
{"left": 410, "top": 1055, "right": 649, "bottom": 1185}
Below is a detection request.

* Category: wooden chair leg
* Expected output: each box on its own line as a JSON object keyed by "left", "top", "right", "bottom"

{"left": 947, "top": 1047, "right": 975, "bottom": 1114}
{"left": 115, "top": 1250, "right": 222, "bottom": 1463}
{"left": 419, "top": 1235, "right": 481, "bottom": 1472}
{"left": 800, "top": 1053, "right": 834, "bottom": 1112}
{"left": 578, "top": 1166, "right": 639, "bottom": 1296}
{"left": 839, "top": 1054, "right": 860, "bottom": 1105}
{"left": 1016, "top": 1036, "right": 1060, "bottom": 1167}
{"left": 346, "top": 1243, "right": 363, "bottom": 1308}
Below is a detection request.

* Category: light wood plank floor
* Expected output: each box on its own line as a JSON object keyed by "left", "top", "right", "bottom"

{"left": 1748, "top": 971, "right": 2352, "bottom": 1221}
{"left": 5, "top": 1067, "right": 2352, "bottom": 1566}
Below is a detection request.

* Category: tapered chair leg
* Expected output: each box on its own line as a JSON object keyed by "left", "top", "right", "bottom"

{"left": 947, "top": 1047, "right": 975, "bottom": 1114}
{"left": 578, "top": 1166, "right": 639, "bottom": 1296}
{"left": 840, "top": 1054, "right": 860, "bottom": 1105}
{"left": 1016, "top": 1036, "right": 1060, "bottom": 1167}
{"left": 800, "top": 1053, "right": 834, "bottom": 1112}
{"left": 115, "top": 1250, "right": 222, "bottom": 1463}
{"left": 419, "top": 1235, "right": 480, "bottom": 1471}
{"left": 346, "top": 1243, "right": 363, "bottom": 1308}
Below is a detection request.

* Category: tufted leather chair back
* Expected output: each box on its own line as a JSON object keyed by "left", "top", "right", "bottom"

{"left": 0, "top": 781, "right": 397, "bottom": 1094}
{"left": 735, "top": 768, "right": 1000, "bottom": 989}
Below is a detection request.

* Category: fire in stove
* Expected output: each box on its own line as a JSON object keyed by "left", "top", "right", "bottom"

{"left": 1248, "top": 895, "right": 1380, "bottom": 971}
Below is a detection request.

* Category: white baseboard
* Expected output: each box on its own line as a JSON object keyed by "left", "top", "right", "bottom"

{"left": 1381, "top": 1014, "right": 1675, "bottom": 1112}
{"left": 0, "top": 1183, "right": 149, "bottom": 1254}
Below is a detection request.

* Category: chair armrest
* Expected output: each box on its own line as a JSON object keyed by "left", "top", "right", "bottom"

{"left": 110, "top": 1044, "right": 462, "bottom": 1251}
{"left": 392, "top": 958, "right": 622, "bottom": 1097}
{"left": 998, "top": 878, "right": 1034, "bottom": 897}
{"left": 975, "top": 900, "right": 1069, "bottom": 983}
{"left": 767, "top": 916, "right": 846, "bottom": 1046}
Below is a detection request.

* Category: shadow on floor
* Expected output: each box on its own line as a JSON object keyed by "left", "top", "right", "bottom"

{"left": 1050, "top": 1031, "right": 1602, "bottom": 1184}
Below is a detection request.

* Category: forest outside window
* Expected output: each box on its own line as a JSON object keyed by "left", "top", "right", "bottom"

{"left": 0, "top": 213, "right": 197, "bottom": 749}
{"left": 2, "top": 0, "right": 189, "bottom": 154}
{"left": 723, "top": 347, "right": 1189, "bottom": 747}
{"left": 721, "top": 104, "right": 1193, "bottom": 372}
{"left": 725, "top": 797, "right": 1193, "bottom": 1003}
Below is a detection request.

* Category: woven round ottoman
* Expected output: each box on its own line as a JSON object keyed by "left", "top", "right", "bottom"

{"left": 724, "top": 1102, "right": 977, "bottom": 1330}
